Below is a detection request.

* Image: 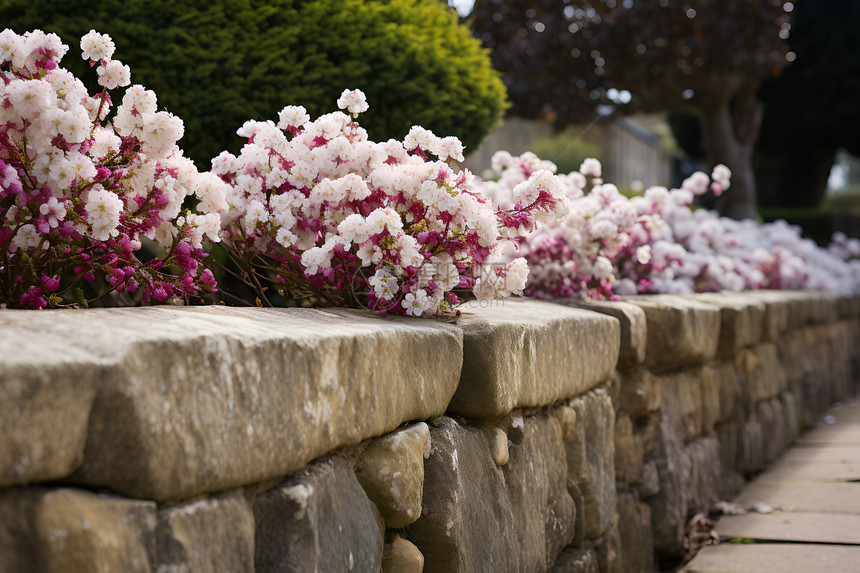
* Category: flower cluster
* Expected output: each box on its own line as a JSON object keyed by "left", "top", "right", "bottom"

{"left": 1, "top": 29, "right": 224, "bottom": 308}
{"left": 211, "top": 90, "right": 567, "bottom": 316}
{"left": 479, "top": 153, "right": 860, "bottom": 300}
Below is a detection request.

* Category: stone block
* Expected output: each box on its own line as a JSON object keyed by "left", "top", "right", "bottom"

{"left": 741, "top": 291, "right": 791, "bottom": 341}
{"left": 450, "top": 299, "right": 619, "bottom": 419}
{"left": 715, "top": 424, "right": 744, "bottom": 499}
{"left": 409, "top": 414, "right": 574, "bottom": 572}
{"left": 253, "top": 456, "right": 382, "bottom": 573}
{"left": 382, "top": 537, "right": 424, "bottom": 573}
{"left": 0, "top": 306, "right": 462, "bottom": 500}
{"left": 616, "top": 492, "right": 654, "bottom": 573}
{"left": 566, "top": 389, "right": 616, "bottom": 539}
{"left": 0, "top": 487, "right": 156, "bottom": 573}
{"left": 156, "top": 490, "right": 254, "bottom": 573}
{"left": 738, "top": 416, "right": 765, "bottom": 476}
{"left": 581, "top": 521, "right": 623, "bottom": 573}
{"left": 562, "top": 298, "right": 647, "bottom": 366}
{"left": 549, "top": 548, "right": 599, "bottom": 573}
{"left": 503, "top": 413, "right": 577, "bottom": 569}
{"left": 657, "top": 369, "right": 705, "bottom": 444}
{"left": 623, "top": 295, "right": 720, "bottom": 372}
{"left": 614, "top": 415, "right": 644, "bottom": 485}
{"left": 684, "top": 293, "right": 765, "bottom": 357}
{"left": 617, "top": 367, "right": 661, "bottom": 418}
{"left": 703, "top": 361, "right": 738, "bottom": 424}
{"left": 736, "top": 343, "right": 786, "bottom": 408}
{"left": 355, "top": 422, "right": 430, "bottom": 529}
{"left": 636, "top": 460, "right": 661, "bottom": 500}
{"left": 780, "top": 391, "right": 800, "bottom": 443}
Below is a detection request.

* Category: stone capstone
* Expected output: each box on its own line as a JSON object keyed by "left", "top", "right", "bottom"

{"left": 253, "top": 456, "right": 382, "bottom": 573}
{"left": 0, "top": 487, "right": 156, "bottom": 573}
{"left": 156, "top": 490, "right": 254, "bottom": 573}
{"left": 450, "top": 299, "right": 619, "bottom": 419}
{"left": 561, "top": 299, "right": 647, "bottom": 366}
{"left": 0, "top": 306, "right": 462, "bottom": 500}
{"left": 355, "top": 422, "right": 430, "bottom": 529}
{"left": 624, "top": 295, "right": 720, "bottom": 372}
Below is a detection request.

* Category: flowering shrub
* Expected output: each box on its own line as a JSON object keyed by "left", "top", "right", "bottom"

{"left": 479, "top": 152, "right": 860, "bottom": 300}
{"left": 0, "top": 29, "right": 226, "bottom": 308}
{"left": 210, "top": 90, "right": 567, "bottom": 316}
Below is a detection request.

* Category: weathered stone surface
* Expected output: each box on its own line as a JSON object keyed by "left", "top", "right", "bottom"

{"left": 408, "top": 416, "right": 520, "bottom": 572}
{"left": 450, "top": 299, "right": 619, "bottom": 418}
{"left": 684, "top": 293, "right": 765, "bottom": 358}
{"left": 637, "top": 460, "right": 661, "bottom": 500}
{"left": 581, "top": 521, "right": 623, "bottom": 573}
{"left": 410, "top": 414, "right": 575, "bottom": 572}
{"left": 758, "top": 398, "right": 787, "bottom": 464}
{"left": 503, "top": 413, "right": 577, "bottom": 569}
{"left": 562, "top": 299, "right": 647, "bottom": 365}
{"left": 614, "top": 415, "right": 644, "bottom": 485}
{"left": 736, "top": 343, "right": 786, "bottom": 409}
{"left": 617, "top": 492, "right": 654, "bottom": 573}
{"left": 623, "top": 295, "right": 720, "bottom": 372}
{"left": 684, "top": 543, "right": 860, "bottom": 573}
{"left": 617, "top": 367, "right": 661, "bottom": 418}
{"left": 566, "top": 389, "right": 616, "bottom": 539}
{"left": 156, "top": 490, "right": 254, "bottom": 573}
{"left": 0, "top": 306, "right": 462, "bottom": 499}
{"left": 657, "top": 369, "right": 705, "bottom": 444}
{"left": 715, "top": 424, "right": 744, "bottom": 499}
{"left": 253, "top": 456, "right": 382, "bottom": 573}
{"left": 742, "top": 291, "right": 791, "bottom": 341}
{"left": 738, "top": 416, "right": 765, "bottom": 476}
{"left": 487, "top": 427, "right": 510, "bottom": 467}
{"left": 0, "top": 487, "right": 156, "bottom": 573}
{"left": 703, "top": 361, "right": 739, "bottom": 423}
{"left": 355, "top": 422, "right": 430, "bottom": 529}
{"left": 383, "top": 536, "right": 424, "bottom": 573}
{"left": 549, "top": 548, "right": 599, "bottom": 573}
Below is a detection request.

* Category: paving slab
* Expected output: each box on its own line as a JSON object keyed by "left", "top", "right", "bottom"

{"left": 755, "top": 459, "right": 860, "bottom": 483}
{"left": 732, "top": 481, "right": 860, "bottom": 514}
{"left": 683, "top": 544, "right": 860, "bottom": 572}
{"left": 776, "top": 445, "right": 860, "bottom": 465}
{"left": 715, "top": 512, "right": 860, "bottom": 545}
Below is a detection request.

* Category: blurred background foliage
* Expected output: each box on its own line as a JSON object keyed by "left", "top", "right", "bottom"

{"left": 0, "top": 0, "right": 508, "bottom": 167}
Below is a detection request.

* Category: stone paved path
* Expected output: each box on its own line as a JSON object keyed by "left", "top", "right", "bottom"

{"left": 682, "top": 395, "right": 860, "bottom": 572}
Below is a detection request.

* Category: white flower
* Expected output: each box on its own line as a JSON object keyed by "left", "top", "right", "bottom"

{"left": 401, "top": 289, "right": 431, "bottom": 316}
{"left": 369, "top": 268, "right": 400, "bottom": 301}
{"left": 85, "top": 186, "right": 123, "bottom": 241}
{"left": 579, "top": 158, "right": 602, "bottom": 178}
{"left": 0, "top": 29, "right": 21, "bottom": 64}
{"left": 80, "top": 30, "right": 115, "bottom": 62}
{"left": 278, "top": 105, "right": 311, "bottom": 131}
{"left": 38, "top": 197, "right": 66, "bottom": 228}
{"left": 96, "top": 59, "right": 131, "bottom": 90}
{"left": 11, "top": 224, "right": 42, "bottom": 251}
{"left": 336, "top": 89, "right": 369, "bottom": 115}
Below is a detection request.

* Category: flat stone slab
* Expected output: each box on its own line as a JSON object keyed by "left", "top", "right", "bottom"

{"left": 796, "top": 422, "right": 860, "bottom": 446}
{"left": 732, "top": 481, "right": 860, "bottom": 514}
{"left": 622, "top": 295, "right": 720, "bottom": 372}
{"left": 683, "top": 544, "right": 860, "bottom": 573}
{"left": 449, "top": 299, "right": 619, "bottom": 419}
{"left": 681, "top": 293, "right": 766, "bottom": 358}
{"left": 559, "top": 298, "right": 647, "bottom": 365}
{"left": 0, "top": 307, "right": 462, "bottom": 500}
{"left": 715, "top": 512, "right": 860, "bottom": 545}
{"left": 757, "top": 459, "right": 860, "bottom": 483}
{"left": 777, "top": 445, "right": 860, "bottom": 465}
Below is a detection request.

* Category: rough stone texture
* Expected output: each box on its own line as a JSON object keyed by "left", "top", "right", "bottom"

{"left": 623, "top": 295, "right": 720, "bottom": 372}
{"left": 616, "top": 493, "right": 654, "bottom": 573}
{"left": 409, "top": 414, "right": 575, "bottom": 572}
{"left": 450, "top": 299, "right": 619, "bottom": 418}
{"left": 355, "top": 422, "right": 430, "bottom": 529}
{"left": 742, "top": 291, "right": 791, "bottom": 341}
{"left": 562, "top": 299, "right": 647, "bottom": 366}
{"left": 737, "top": 416, "right": 766, "bottom": 476}
{"left": 0, "top": 306, "right": 462, "bottom": 499}
{"left": 637, "top": 460, "right": 661, "bottom": 500}
{"left": 614, "top": 415, "right": 644, "bottom": 485}
{"left": 704, "top": 361, "right": 739, "bottom": 424}
{"left": 736, "top": 343, "right": 786, "bottom": 410}
{"left": 253, "top": 456, "right": 382, "bottom": 573}
{"left": 581, "top": 521, "right": 623, "bottom": 573}
{"left": 684, "top": 293, "right": 765, "bottom": 358}
{"left": 549, "top": 548, "right": 600, "bottom": 573}
{"left": 156, "top": 490, "right": 254, "bottom": 573}
{"left": 656, "top": 369, "right": 705, "bottom": 444}
{"left": 566, "top": 389, "right": 616, "bottom": 540}
{"left": 382, "top": 536, "right": 424, "bottom": 573}
{"left": 617, "top": 367, "right": 661, "bottom": 418}
{"left": 503, "top": 413, "right": 577, "bottom": 569}
{"left": 0, "top": 487, "right": 156, "bottom": 573}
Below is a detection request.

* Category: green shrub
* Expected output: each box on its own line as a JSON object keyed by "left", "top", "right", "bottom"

{"left": 1, "top": 0, "right": 507, "bottom": 166}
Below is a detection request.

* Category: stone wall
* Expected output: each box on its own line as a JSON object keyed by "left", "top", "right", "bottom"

{"left": 1, "top": 293, "right": 858, "bottom": 572}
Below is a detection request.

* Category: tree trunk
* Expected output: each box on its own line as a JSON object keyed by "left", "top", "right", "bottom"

{"left": 754, "top": 144, "right": 836, "bottom": 208}
{"left": 697, "top": 94, "right": 762, "bottom": 220}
